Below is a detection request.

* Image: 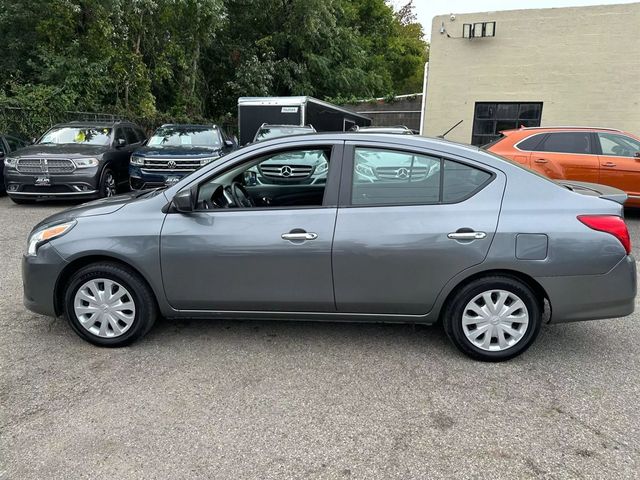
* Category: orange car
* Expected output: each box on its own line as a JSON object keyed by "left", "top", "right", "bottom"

{"left": 486, "top": 126, "right": 640, "bottom": 207}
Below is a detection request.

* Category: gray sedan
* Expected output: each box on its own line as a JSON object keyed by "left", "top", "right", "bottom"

{"left": 22, "top": 133, "right": 636, "bottom": 361}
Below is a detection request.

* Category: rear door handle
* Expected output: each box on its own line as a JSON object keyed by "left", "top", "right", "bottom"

{"left": 282, "top": 232, "right": 318, "bottom": 241}
{"left": 448, "top": 231, "right": 487, "bottom": 240}
{"left": 603, "top": 162, "right": 617, "bottom": 167}
{"left": 534, "top": 158, "right": 548, "bottom": 164}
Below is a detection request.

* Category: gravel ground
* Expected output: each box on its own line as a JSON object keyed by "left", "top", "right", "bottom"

{"left": 1, "top": 195, "right": 639, "bottom": 479}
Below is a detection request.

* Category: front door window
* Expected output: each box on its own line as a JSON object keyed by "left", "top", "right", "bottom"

{"left": 195, "top": 147, "right": 332, "bottom": 210}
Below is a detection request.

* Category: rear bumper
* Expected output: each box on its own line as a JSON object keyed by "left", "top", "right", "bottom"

{"left": 539, "top": 255, "right": 637, "bottom": 323}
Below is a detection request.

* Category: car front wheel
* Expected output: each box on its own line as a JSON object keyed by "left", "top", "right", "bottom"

{"left": 443, "top": 276, "right": 542, "bottom": 362}
{"left": 64, "top": 262, "right": 157, "bottom": 347}
{"left": 99, "top": 168, "right": 117, "bottom": 198}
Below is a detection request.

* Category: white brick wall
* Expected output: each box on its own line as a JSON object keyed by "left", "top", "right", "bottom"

{"left": 422, "top": 3, "right": 640, "bottom": 143}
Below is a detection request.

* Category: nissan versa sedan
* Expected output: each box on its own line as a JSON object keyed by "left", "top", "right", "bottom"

{"left": 22, "top": 134, "right": 636, "bottom": 361}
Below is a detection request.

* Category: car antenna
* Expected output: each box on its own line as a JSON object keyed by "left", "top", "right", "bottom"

{"left": 438, "top": 120, "right": 463, "bottom": 139}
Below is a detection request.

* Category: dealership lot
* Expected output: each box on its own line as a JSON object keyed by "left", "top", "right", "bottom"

{"left": 1, "top": 196, "right": 639, "bottom": 479}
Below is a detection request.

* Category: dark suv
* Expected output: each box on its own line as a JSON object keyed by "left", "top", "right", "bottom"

{"left": 0, "top": 134, "right": 30, "bottom": 194}
{"left": 3, "top": 121, "right": 145, "bottom": 204}
{"left": 129, "top": 124, "right": 237, "bottom": 189}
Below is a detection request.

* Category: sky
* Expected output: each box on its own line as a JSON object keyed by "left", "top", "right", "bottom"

{"left": 400, "top": 0, "right": 639, "bottom": 38}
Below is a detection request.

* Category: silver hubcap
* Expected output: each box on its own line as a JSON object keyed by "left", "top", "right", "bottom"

{"left": 105, "top": 173, "right": 116, "bottom": 197}
{"left": 73, "top": 279, "right": 136, "bottom": 338}
{"left": 462, "top": 289, "right": 529, "bottom": 352}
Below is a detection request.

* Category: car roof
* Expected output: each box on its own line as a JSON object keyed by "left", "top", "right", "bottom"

{"left": 245, "top": 132, "right": 484, "bottom": 158}
{"left": 159, "top": 124, "right": 219, "bottom": 129}
{"left": 259, "top": 124, "right": 314, "bottom": 129}
{"left": 355, "top": 127, "right": 413, "bottom": 133}
{"left": 502, "top": 126, "right": 624, "bottom": 135}
{"left": 51, "top": 120, "right": 138, "bottom": 129}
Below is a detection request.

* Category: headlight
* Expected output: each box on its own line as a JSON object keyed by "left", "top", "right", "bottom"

{"left": 313, "top": 161, "right": 328, "bottom": 176}
{"left": 200, "top": 157, "right": 217, "bottom": 166}
{"left": 27, "top": 220, "right": 76, "bottom": 256}
{"left": 73, "top": 157, "right": 99, "bottom": 168}
{"left": 355, "top": 162, "right": 376, "bottom": 179}
{"left": 130, "top": 155, "right": 145, "bottom": 166}
{"left": 4, "top": 157, "right": 17, "bottom": 168}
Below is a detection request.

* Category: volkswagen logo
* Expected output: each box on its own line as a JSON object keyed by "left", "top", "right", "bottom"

{"left": 396, "top": 167, "right": 409, "bottom": 179}
{"left": 167, "top": 160, "right": 177, "bottom": 169}
{"left": 280, "top": 165, "right": 293, "bottom": 177}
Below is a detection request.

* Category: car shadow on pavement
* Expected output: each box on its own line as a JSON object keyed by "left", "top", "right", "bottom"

{"left": 139, "top": 315, "right": 624, "bottom": 364}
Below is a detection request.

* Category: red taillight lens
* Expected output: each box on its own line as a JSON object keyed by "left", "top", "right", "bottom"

{"left": 578, "top": 215, "right": 631, "bottom": 254}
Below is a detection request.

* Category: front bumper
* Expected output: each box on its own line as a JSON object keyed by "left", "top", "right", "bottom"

{"left": 539, "top": 255, "right": 637, "bottom": 323}
{"left": 5, "top": 168, "right": 100, "bottom": 199}
{"left": 22, "top": 243, "right": 68, "bottom": 317}
{"left": 129, "top": 165, "right": 191, "bottom": 190}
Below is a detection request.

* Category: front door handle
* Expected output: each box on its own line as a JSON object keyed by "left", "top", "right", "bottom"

{"left": 534, "top": 158, "right": 548, "bottom": 164}
{"left": 603, "top": 162, "right": 617, "bottom": 167}
{"left": 448, "top": 231, "right": 487, "bottom": 240}
{"left": 282, "top": 232, "right": 318, "bottom": 241}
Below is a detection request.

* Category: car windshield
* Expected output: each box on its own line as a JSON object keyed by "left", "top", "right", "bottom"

{"left": 39, "top": 127, "right": 112, "bottom": 146}
{"left": 255, "top": 126, "right": 313, "bottom": 141}
{"left": 148, "top": 127, "right": 221, "bottom": 147}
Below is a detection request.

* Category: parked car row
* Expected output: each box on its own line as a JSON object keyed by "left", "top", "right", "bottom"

{"left": 1, "top": 121, "right": 237, "bottom": 204}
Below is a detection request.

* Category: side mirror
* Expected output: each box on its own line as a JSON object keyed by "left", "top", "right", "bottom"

{"left": 30, "top": 137, "right": 37, "bottom": 144}
{"left": 172, "top": 186, "right": 196, "bottom": 213}
{"left": 115, "top": 138, "right": 126, "bottom": 148}
{"left": 634, "top": 151, "right": 640, "bottom": 160}
{"left": 224, "top": 139, "right": 234, "bottom": 148}
{"left": 243, "top": 170, "right": 258, "bottom": 186}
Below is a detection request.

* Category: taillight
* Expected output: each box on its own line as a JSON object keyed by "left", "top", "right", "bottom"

{"left": 577, "top": 215, "right": 631, "bottom": 254}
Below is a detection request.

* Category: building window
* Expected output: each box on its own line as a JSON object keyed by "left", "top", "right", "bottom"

{"left": 472, "top": 102, "right": 542, "bottom": 146}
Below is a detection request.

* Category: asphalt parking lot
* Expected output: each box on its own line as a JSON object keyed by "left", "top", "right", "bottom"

{"left": 1, "top": 196, "right": 639, "bottom": 479}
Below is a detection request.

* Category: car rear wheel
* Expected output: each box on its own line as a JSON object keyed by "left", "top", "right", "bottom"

{"left": 443, "top": 276, "right": 542, "bottom": 361}
{"left": 99, "top": 168, "right": 117, "bottom": 198}
{"left": 64, "top": 262, "right": 157, "bottom": 347}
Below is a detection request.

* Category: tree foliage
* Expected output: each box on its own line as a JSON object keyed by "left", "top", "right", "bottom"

{"left": 0, "top": 0, "right": 428, "bottom": 131}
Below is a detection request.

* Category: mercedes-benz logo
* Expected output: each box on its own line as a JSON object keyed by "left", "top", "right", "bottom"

{"left": 396, "top": 167, "right": 409, "bottom": 179}
{"left": 167, "top": 160, "right": 177, "bottom": 169}
{"left": 280, "top": 165, "right": 293, "bottom": 177}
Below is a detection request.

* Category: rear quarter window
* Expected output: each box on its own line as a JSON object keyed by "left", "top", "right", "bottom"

{"left": 443, "top": 160, "right": 492, "bottom": 202}
{"left": 516, "top": 133, "right": 546, "bottom": 151}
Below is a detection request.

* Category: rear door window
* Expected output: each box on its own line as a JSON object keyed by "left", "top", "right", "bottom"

{"left": 350, "top": 148, "right": 493, "bottom": 206}
{"left": 352, "top": 148, "right": 441, "bottom": 205}
{"left": 538, "top": 132, "right": 593, "bottom": 154}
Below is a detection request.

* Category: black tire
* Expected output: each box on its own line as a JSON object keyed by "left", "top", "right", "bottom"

{"left": 99, "top": 167, "right": 117, "bottom": 198}
{"left": 442, "top": 276, "right": 542, "bottom": 362}
{"left": 9, "top": 197, "right": 36, "bottom": 205}
{"left": 63, "top": 262, "right": 157, "bottom": 347}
